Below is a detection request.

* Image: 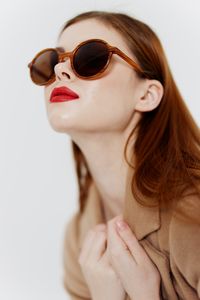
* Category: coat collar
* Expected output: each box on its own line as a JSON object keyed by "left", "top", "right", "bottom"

{"left": 85, "top": 164, "right": 161, "bottom": 241}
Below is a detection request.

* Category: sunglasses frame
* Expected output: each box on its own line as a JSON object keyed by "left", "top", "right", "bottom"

{"left": 28, "top": 38, "right": 147, "bottom": 86}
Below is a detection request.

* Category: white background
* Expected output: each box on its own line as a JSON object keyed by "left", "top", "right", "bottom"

{"left": 0, "top": 1, "right": 199, "bottom": 299}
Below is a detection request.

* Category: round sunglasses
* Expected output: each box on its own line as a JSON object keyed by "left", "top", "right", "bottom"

{"left": 28, "top": 38, "right": 147, "bottom": 86}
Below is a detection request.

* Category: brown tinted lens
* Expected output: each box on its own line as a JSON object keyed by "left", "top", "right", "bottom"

{"left": 31, "top": 49, "right": 58, "bottom": 85}
{"left": 73, "top": 41, "right": 109, "bottom": 77}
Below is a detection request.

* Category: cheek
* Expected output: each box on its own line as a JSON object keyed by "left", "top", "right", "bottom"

{"left": 85, "top": 71, "right": 136, "bottom": 130}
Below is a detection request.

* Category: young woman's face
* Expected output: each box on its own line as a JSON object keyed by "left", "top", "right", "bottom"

{"left": 44, "top": 18, "right": 144, "bottom": 135}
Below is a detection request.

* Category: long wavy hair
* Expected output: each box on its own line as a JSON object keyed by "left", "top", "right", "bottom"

{"left": 58, "top": 10, "right": 200, "bottom": 213}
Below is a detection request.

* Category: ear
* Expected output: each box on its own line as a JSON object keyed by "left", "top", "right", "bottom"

{"left": 135, "top": 79, "right": 164, "bottom": 112}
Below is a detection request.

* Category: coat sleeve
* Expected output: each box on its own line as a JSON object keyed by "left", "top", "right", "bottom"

{"left": 169, "top": 192, "right": 200, "bottom": 298}
{"left": 62, "top": 212, "right": 92, "bottom": 300}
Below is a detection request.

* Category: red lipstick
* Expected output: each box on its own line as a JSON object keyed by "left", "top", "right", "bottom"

{"left": 50, "top": 86, "right": 79, "bottom": 103}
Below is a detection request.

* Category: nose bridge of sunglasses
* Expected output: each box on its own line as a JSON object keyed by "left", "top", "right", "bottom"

{"left": 59, "top": 52, "right": 72, "bottom": 64}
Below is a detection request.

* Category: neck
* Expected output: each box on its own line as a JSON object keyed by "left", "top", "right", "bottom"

{"left": 71, "top": 112, "right": 140, "bottom": 221}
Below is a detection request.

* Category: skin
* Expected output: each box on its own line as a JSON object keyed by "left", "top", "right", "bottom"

{"left": 44, "top": 18, "right": 163, "bottom": 300}
{"left": 79, "top": 216, "right": 161, "bottom": 300}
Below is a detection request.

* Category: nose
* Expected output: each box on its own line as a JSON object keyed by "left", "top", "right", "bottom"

{"left": 54, "top": 59, "right": 75, "bottom": 81}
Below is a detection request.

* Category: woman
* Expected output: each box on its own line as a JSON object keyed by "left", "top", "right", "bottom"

{"left": 28, "top": 10, "right": 200, "bottom": 300}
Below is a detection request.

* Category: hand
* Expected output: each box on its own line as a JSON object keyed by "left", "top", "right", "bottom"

{"left": 106, "top": 215, "right": 161, "bottom": 300}
{"left": 78, "top": 223, "right": 126, "bottom": 300}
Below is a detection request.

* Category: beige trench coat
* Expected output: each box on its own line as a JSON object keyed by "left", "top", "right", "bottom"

{"left": 62, "top": 168, "right": 200, "bottom": 299}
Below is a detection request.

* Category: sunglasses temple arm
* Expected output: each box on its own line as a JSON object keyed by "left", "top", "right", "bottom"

{"left": 111, "top": 47, "right": 145, "bottom": 75}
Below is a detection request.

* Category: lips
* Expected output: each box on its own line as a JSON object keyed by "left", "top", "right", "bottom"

{"left": 50, "top": 86, "right": 79, "bottom": 103}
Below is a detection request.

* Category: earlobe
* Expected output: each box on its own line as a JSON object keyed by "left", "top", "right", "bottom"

{"left": 135, "top": 80, "right": 164, "bottom": 112}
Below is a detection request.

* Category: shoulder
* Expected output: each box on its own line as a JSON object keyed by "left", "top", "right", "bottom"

{"left": 169, "top": 189, "right": 200, "bottom": 294}
{"left": 169, "top": 189, "right": 200, "bottom": 245}
{"left": 62, "top": 211, "right": 92, "bottom": 298}
{"left": 63, "top": 211, "right": 82, "bottom": 276}
{"left": 63, "top": 211, "right": 81, "bottom": 253}
{"left": 63, "top": 181, "right": 102, "bottom": 251}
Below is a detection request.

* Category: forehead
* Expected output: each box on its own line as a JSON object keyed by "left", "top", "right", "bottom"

{"left": 57, "top": 18, "right": 131, "bottom": 54}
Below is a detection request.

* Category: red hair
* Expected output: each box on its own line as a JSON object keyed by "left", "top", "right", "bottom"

{"left": 58, "top": 11, "right": 200, "bottom": 212}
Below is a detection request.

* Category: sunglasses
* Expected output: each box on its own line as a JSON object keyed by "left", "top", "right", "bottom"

{"left": 28, "top": 38, "right": 147, "bottom": 86}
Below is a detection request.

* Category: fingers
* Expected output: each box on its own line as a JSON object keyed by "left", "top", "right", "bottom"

{"left": 107, "top": 215, "right": 150, "bottom": 265}
{"left": 78, "top": 223, "right": 107, "bottom": 264}
{"left": 115, "top": 219, "right": 150, "bottom": 265}
{"left": 107, "top": 216, "right": 134, "bottom": 270}
{"left": 107, "top": 216, "right": 133, "bottom": 256}
{"left": 78, "top": 229, "right": 94, "bottom": 263}
{"left": 87, "top": 224, "right": 107, "bottom": 262}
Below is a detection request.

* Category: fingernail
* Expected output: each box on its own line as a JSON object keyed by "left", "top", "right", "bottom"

{"left": 116, "top": 220, "right": 128, "bottom": 231}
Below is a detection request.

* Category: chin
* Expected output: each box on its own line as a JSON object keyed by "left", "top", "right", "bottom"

{"left": 47, "top": 115, "right": 73, "bottom": 134}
